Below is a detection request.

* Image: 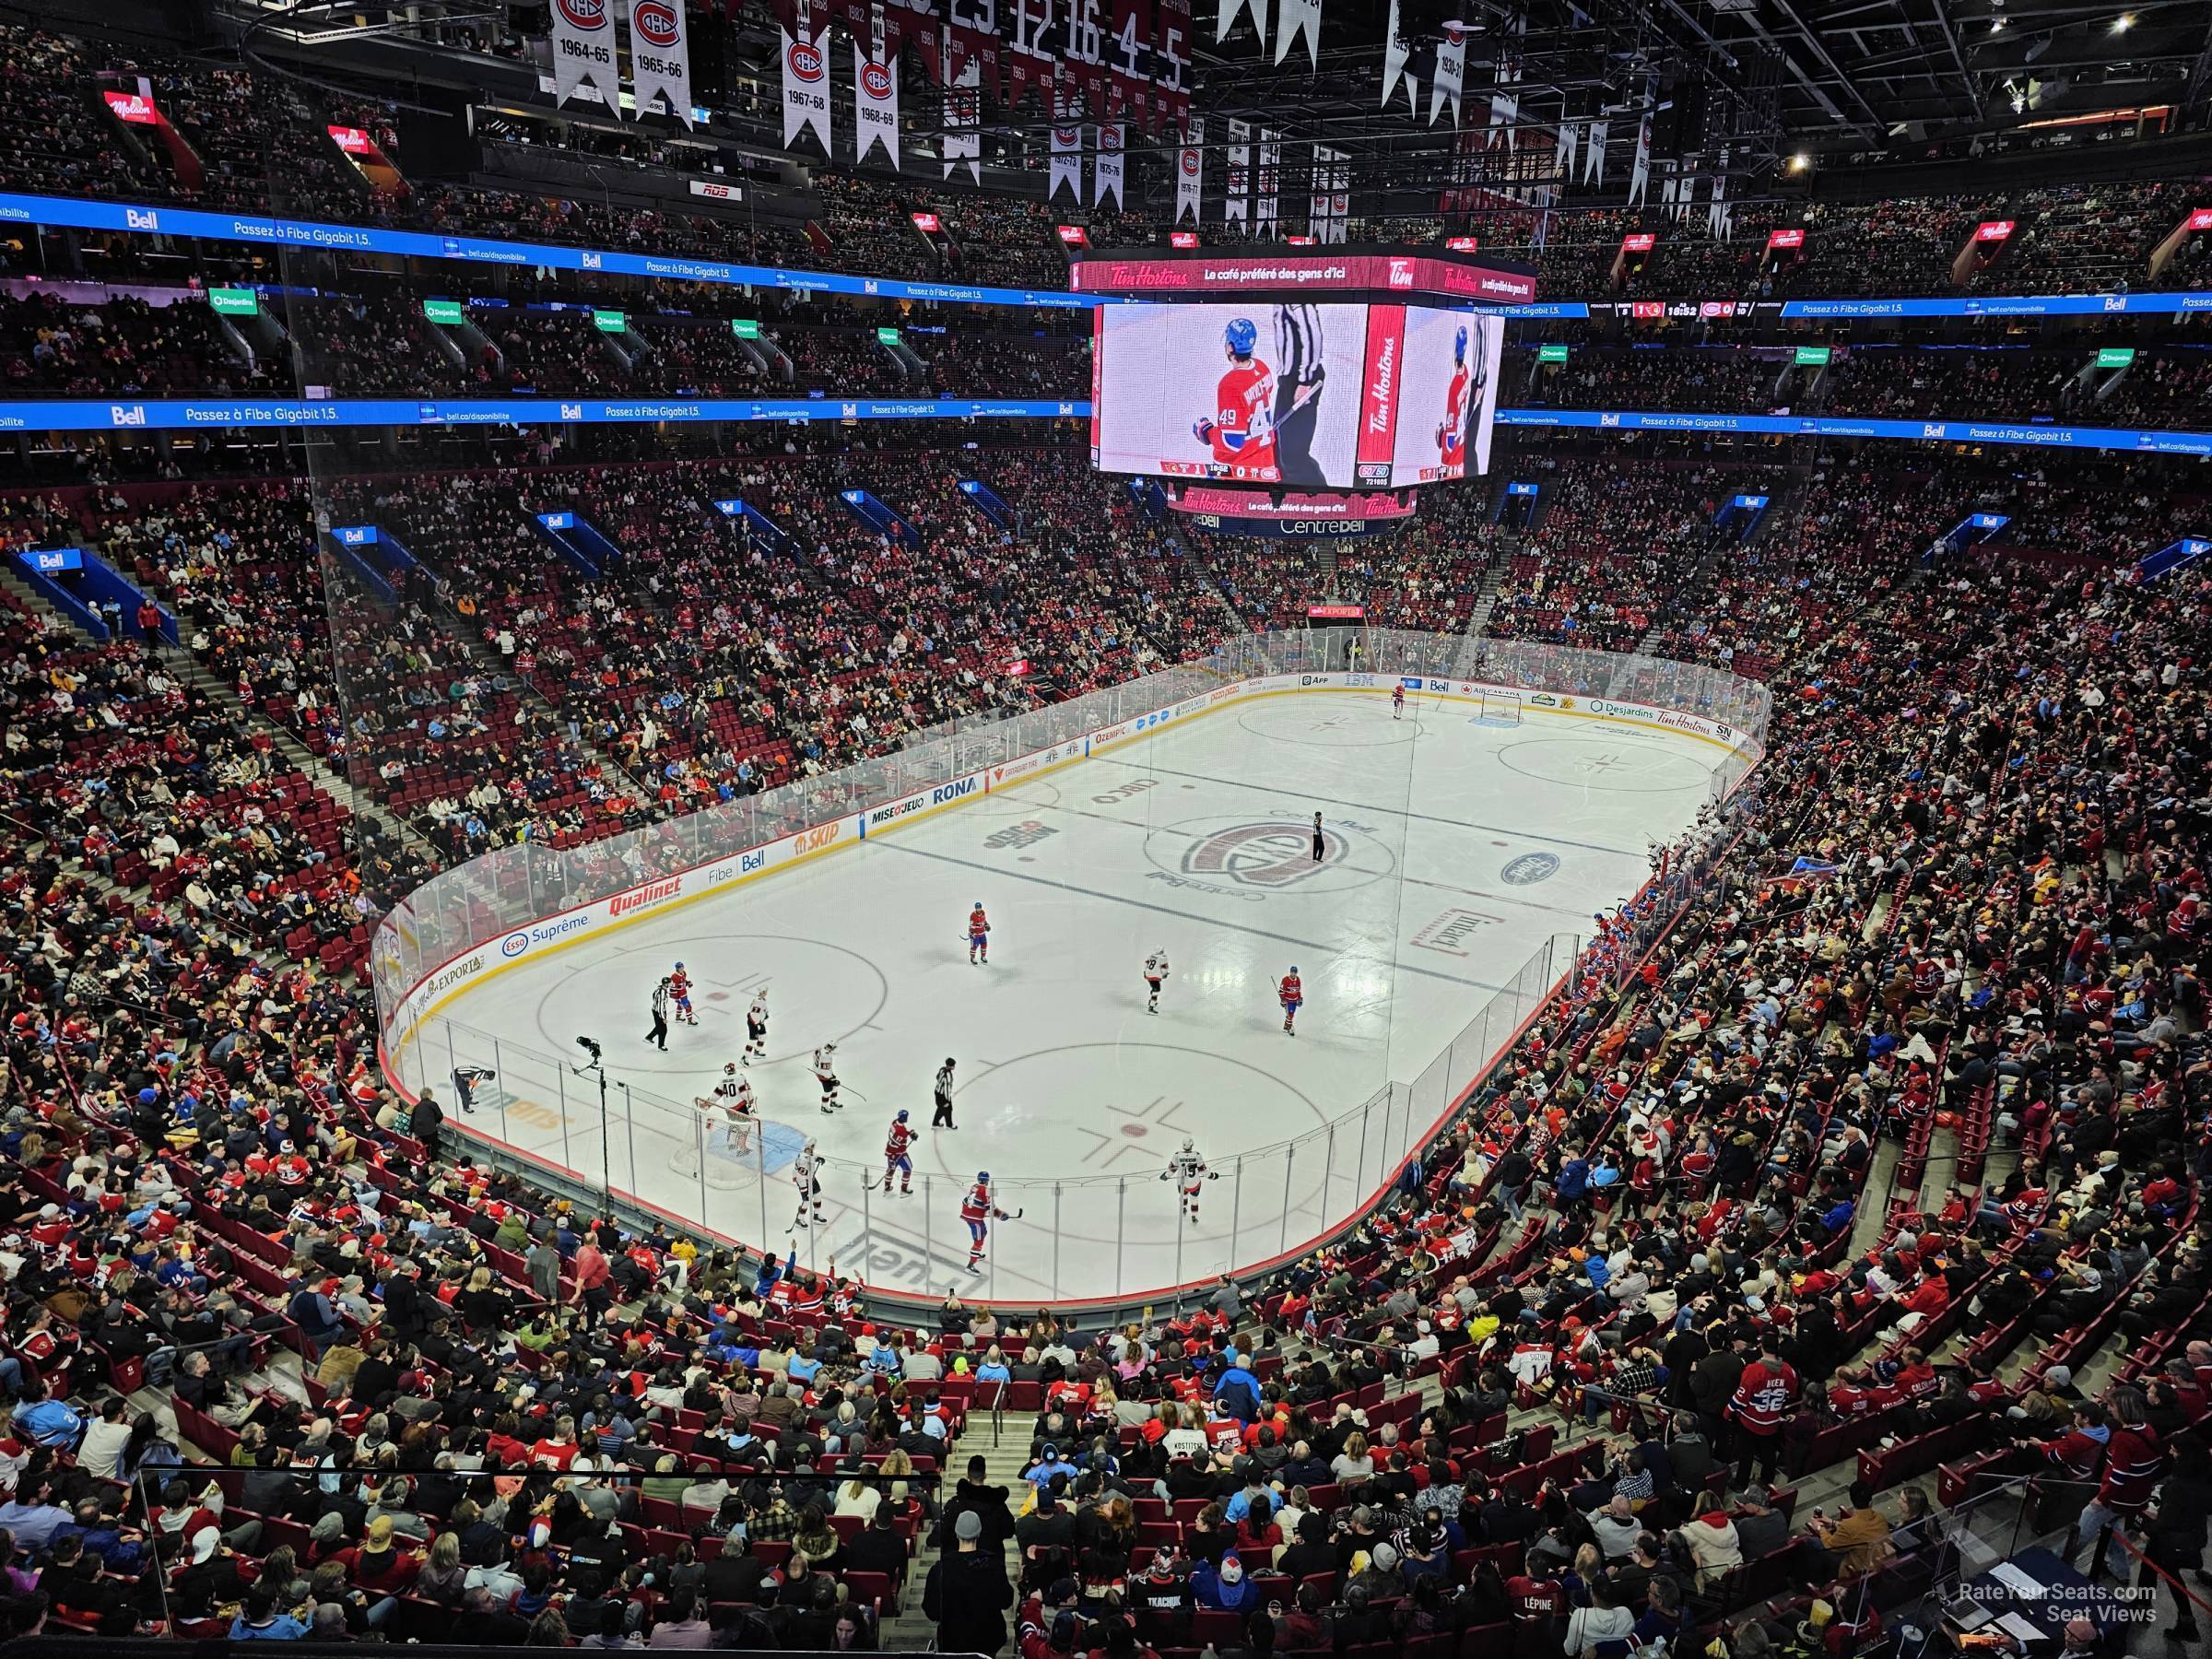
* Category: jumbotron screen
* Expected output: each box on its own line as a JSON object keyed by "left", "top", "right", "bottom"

{"left": 1089, "top": 301, "right": 1503, "bottom": 489}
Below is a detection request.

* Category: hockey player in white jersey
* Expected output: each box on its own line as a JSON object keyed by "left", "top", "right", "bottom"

{"left": 711, "top": 1062, "right": 756, "bottom": 1155}
{"left": 791, "top": 1137, "right": 825, "bottom": 1228}
{"left": 1143, "top": 949, "right": 1170, "bottom": 1014}
{"left": 812, "top": 1041, "right": 841, "bottom": 1113}
{"left": 744, "top": 988, "right": 769, "bottom": 1064}
{"left": 1160, "top": 1136, "right": 1218, "bottom": 1221}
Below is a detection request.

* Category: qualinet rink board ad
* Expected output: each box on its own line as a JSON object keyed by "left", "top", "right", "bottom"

{"left": 382, "top": 675, "right": 1755, "bottom": 1046}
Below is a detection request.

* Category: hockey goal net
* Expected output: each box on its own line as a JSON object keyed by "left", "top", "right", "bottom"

{"left": 1477, "top": 689, "right": 1524, "bottom": 726}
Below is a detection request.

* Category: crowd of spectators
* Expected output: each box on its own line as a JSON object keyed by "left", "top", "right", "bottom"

{"left": 0, "top": 435, "right": 2206, "bottom": 1658}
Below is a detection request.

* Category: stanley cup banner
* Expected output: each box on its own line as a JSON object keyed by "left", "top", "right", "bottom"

{"left": 854, "top": 42, "right": 900, "bottom": 168}
{"left": 627, "top": 0, "right": 695, "bottom": 124}
{"left": 1275, "top": 0, "right": 1320, "bottom": 66}
{"left": 1096, "top": 121, "right": 1126, "bottom": 208}
{"left": 1308, "top": 142, "right": 1329, "bottom": 235}
{"left": 1584, "top": 112, "right": 1609, "bottom": 183}
{"left": 1225, "top": 116, "right": 1251, "bottom": 225}
{"left": 1050, "top": 69, "right": 1085, "bottom": 205}
{"left": 551, "top": 0, "right": 621, "bottom": 112}
{"left": 781, "top": 8, "right": 833, "bottom": 153}
{"left": 941, "top": 53, "right": 982, "bottom": 181}
{"left": 1175, "top": 116, "right": 1205, "bottom": 223}
{"left": 1430, "top": 23, "right": 1465, "bottom": 126}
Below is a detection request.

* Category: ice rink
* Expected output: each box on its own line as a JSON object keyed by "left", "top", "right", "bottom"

{"left": 413, "top": 690, "right": 1724, "bottom": 1302}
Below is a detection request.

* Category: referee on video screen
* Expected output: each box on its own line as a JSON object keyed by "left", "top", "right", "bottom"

{"left": 1271, "top": 303, "right": 1331, "bottom": 488}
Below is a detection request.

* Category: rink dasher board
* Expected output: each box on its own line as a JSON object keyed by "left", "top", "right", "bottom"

{"left": 379, "top": 675, "right": 1757, "bottom": 1068}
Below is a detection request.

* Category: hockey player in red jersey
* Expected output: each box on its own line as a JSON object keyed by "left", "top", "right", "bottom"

{"left": 1278, "top": 966, "right": 1303, "bottom": 1035}
{"left": 669, "top": 962, "right": 698, "bottom": 1025}
{"left": 1191, "top": 317, "right": 1279, "bottom": 481}
{"left": 967, "top": 902, "right": 991, "bottom": 965}
{"left": 1434, "top": 324, "right": 1473, "bottom": 471}
{"left": 960, "top": 1171, "right": 1019, "bottom": 1274}
{"left": 882, "top": 1109, "right": 915, "bottom": 1195}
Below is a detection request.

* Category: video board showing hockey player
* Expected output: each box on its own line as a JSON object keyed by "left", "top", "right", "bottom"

{"left": 1090, "top": 302, "right": 1368, "bottom": 488}
{"left": 1388, "top": 305, "right": 1505, "bottom": 484}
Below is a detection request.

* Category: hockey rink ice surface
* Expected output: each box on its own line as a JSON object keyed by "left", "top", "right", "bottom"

{"left": 427, "top": 692, "right": 1724, "bottom": 1302}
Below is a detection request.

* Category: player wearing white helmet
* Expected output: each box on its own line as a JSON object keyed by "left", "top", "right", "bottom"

{"left": 708, "top": 1061, "right": 756, "bottom": 1156}
{"left": 1143, "top": 948, "right": 1170, "bottom": 1014}
{"left": 813, "top": 1041, "right": 841, "bottom": 1113}
{"left": 744, "top": 986, "right": 769, "bottom": 1063}
{"left": 1161, "top": 1135, "right": 1218, "bottom": 1221}
{"left": 791, "top": 1137, "right": 824, "bottom": 1228}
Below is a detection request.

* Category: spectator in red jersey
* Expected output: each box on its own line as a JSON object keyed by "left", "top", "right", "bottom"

{"left": 1727, "top": 1335, "right": 1799, "bottom": 1490}
{"left": 2074, "top": 1384, "right": 2162, "bottom": 1582}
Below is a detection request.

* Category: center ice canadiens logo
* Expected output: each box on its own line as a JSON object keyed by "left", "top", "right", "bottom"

{"left": 788, "top": 38, "right": 826, "bottom": 80}
{"left": 1500, "top": 852, "right": 1561, "bottom": 886}
{"left": 633, "top": 1, "right": 680, "bottom": 46}
{"left": 1183, "top": 822, "right": 1340, "bottom": 888}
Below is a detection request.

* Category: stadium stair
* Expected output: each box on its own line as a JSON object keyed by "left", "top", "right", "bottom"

{"left": 838, "top": 488, "right": 924, "bottom": 548}
{"left": 956, "top": 477, "right": 1016, "bottom": 531}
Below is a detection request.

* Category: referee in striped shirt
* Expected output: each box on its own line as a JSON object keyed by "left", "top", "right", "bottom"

{"left": 647, "top": 977, "right": 672, "bottom": 1052}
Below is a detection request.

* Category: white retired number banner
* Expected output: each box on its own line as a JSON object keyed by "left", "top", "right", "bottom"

{"left": 627, "top": 0, "right": 694, "bottom": 126}
{"left": 1095, "top": 123, "right": 1125, "bottom": 209}
{"left": 782, "top": 18, "right": 833, "bottom": 153}
{"left": 854, "top": 44, "right": 900, "bottom": 169}
{"left": 551, "top": 0, "right": 621, "bottom": 112}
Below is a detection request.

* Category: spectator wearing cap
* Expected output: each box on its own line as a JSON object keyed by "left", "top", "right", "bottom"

{"left": 924, "top": 1507, "right": 1015, "bottom": 1654}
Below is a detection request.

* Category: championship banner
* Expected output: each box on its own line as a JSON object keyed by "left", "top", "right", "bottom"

{"left": 1308, "top": 143, "right": 1329, "bottom": 238}
{"left": 1255, "top": 128, "right": 1279, "bottom": 233}
{"left": 1708, "top": 145, "right": 1731, "bottom": 237}
{"left": 781, "top": 14, "right": 833, "bottom": 153}
{"left": 1430, "top": 23, "right": 1465, "bottom": 126}
{"left": 1049, "top": 76, "right": 1085, "bottom": 205}
{"left": 1216, "top": 0, "right": 1268, "bottom": 44}
{"left": 1225, "top": 117, "right": 1251, "bottom": 225}
{"left": 1629, "top": 109, "right": 1652, "bottom": 206}
{"left": 1095, "top": 122, "right": 1125, "bottom": 208}
{"left": 551, "top": 0, "right": 621, "bottom": 112}
{"left": 1583, "top": 113, "right": 1608, "bottom": 183}
{"left": 941, "top": 54, "right": 982, "bottom": 181}
{"left": 854, "top": 43, "right": 900, "bottom": 168}
{"left": 627, "top": 0, "right": 695, "bottom": 125}
{"left": 832, "top": 0, "right": 935, "bottom": 76}
{"left": 1555, "top": 116, "right": 1577, "bottom": 184}
{"left": 1175, "top": 117, "right": 1205, "bottom": 224}
{"left": 1275, "top": 0, "right": 1320, "bottom": 65}
{"left": 1380, "top": 0, "right": 1417, "bottom": 113}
